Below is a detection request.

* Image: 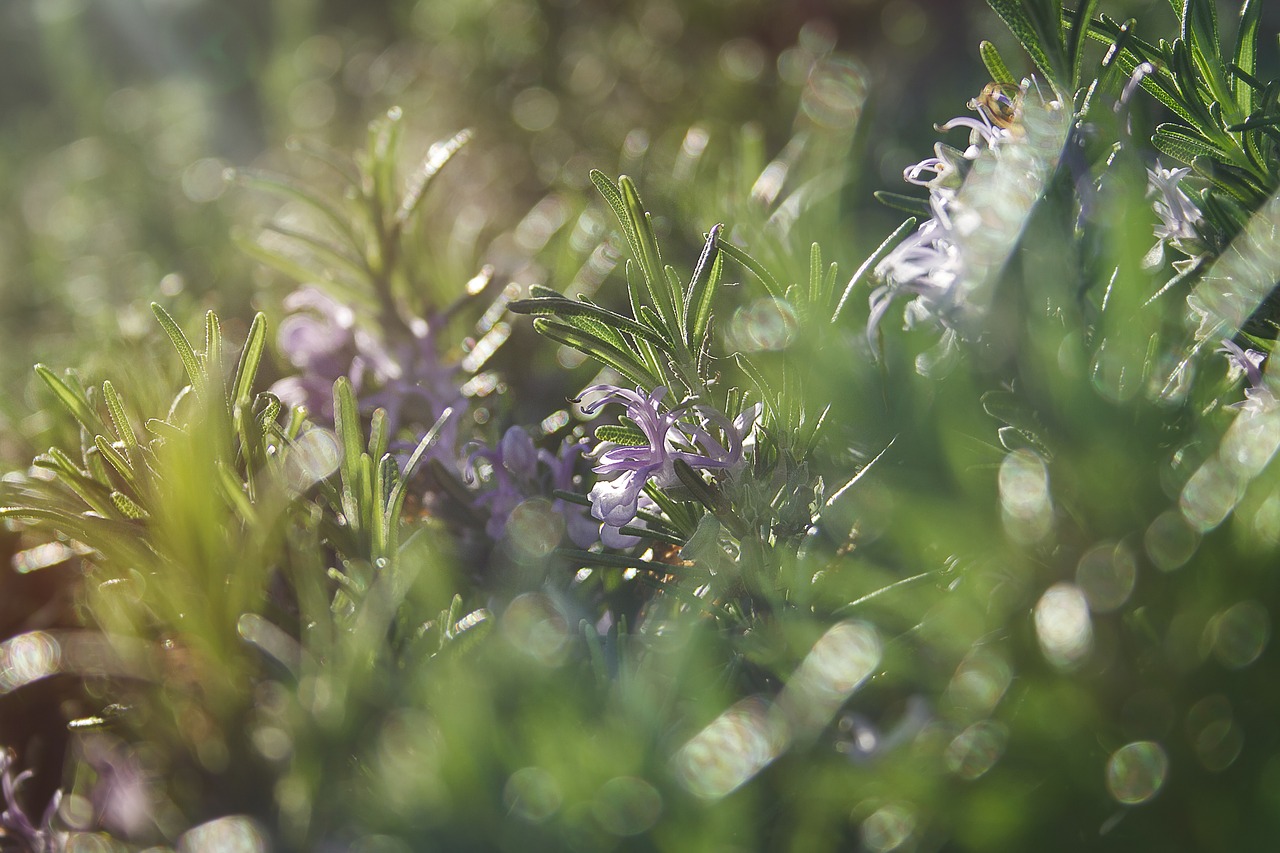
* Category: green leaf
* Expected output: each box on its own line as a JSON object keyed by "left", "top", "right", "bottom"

{"left": 259, "top": 222, "right": 371, "bottom": 282}
{"left": 805, "top": 242, "right": 823, "bottom": 313}
{"left": 1169, "top": 39, "right": 1221, "bottom": 135}
{"left": 332, "top": 377, "right": 364, "bottom": 533}
{"left": 833, "top": 218, "right": 917, "bottom": 323}
{"left": 203, "top": 311, "right": 222, "bottom": 378}
{"left": 532, "top": 318, "right": 658, "bottom": 389}
{"left": 151, "top": 304, "right": 204, "bottom": 399}
{"left": 231, "top": 313, "right": 267, "bottom": 412}
{"left": 1181, "top": 0, "right": 1231, "bottom": 109}
{"left": 689, "top": 233, "right": 723, "bottom": 351}
{"left": 564, "top": 311, "right": 633, "bottom": 356}
{"left": 93, "top": 435, "right": 136, "bottom": 490}
{"left": 1153, "top": 124, "right": 1230, "bottom": 165}
{"left": 1233, "top": 0, "right": 1262, "bottom": 115}
{"left": 110, "top": 490, "right": 148, "bottom": 520}
{"left": 0, "top": 506, "right": 140, "bottom": 544}
{"left": 385, "top": 408, "right": 455, "bottom": 553}
{"left": 232, "top": 169, "right": 357, "bottom": 246}
{"left": 985, "top": 0, "right": 1067, "bottom": 86}
{"left": 508, "top": 295, "right": 671, "bottom": 350}
{"left": 873, "top": 191, "right": 931, "bottom": 217}
{"left": 396, "top": 128, "right": 473, "bottom": 226}
{"left": 1191, "top": 155, "right": 1268, "bottom": 204}
{"left": 716, "top": 237, "right": 783, "bottom": 301}
{"left": 35, "top": 365, "right": 107, "bottom": 436}
{"left": 144, "top": 418, "right": 186, "bottom": 442}
{"left": 101, "top": 381, "right": 139, "bottom": 464}
{"left": 589, "top": 171, "right": 641, "bottom": 262}
{"left": 663, "top": 265, "right": 688, "bottom": 351}
{"left": 594, "top": 424, "right": 648, "bottom": 446}
{"left": 1066, "top": 0, "right": 1101, "bottom": 87}
{"left": 619, "top": 176, "right": 678, "bottom": 330}
{"left": 979, "top": 40, "right": 1017, "bottom": 84}
{"left": 638, "top": 306, "right": 675, "bottom": 350}
{"left": 368, "top": 407, "right": 389, "bottom": 463}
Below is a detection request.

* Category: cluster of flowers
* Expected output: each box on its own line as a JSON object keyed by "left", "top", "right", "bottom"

{"left": 270, "top": 287, "right": 466, "bottom": 464}
{"left": 871, "top": 76, "right": 1207, "bottom": 345}
{"left": 272, "top": 286, "right": 759, "bottom": 552}
{"left": 868, "top": 86, "right": 1018, "bottom": 339}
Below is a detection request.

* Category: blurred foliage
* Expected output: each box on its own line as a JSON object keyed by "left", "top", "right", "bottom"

{"left": 6, "top": 0, "right": 1280, "bottom": 851}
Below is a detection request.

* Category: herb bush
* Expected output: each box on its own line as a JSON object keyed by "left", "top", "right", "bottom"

{"left": 4, "top": 0, "right": 1280, "bottom": 850}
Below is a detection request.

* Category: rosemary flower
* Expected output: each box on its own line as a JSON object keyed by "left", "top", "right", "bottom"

{"left": 580, "top": 385, "right": 755, "bottom": 534}
{"left": 1148, "top": 162, "right": 1204, "bottom": 254}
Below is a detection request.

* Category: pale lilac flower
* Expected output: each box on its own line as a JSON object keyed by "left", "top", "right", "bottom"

{"left": 1148, "top": 162, "right": 1204, "bottom": 249}
{"left": 271, "top": 287, "right": 366, "bottom": 421}
{"left": 871, "top": 188, "right": 966, "bottom": 336}
{"left": 1219, "top": 339, "right": 1275, "bottom": 412}
{"left": 872, "top": 95, "right": 1015, "bottom": 340}
{"left": 271, "top": 288, "right": 467, "bottom": 463}
{"left": 1, "top": 749, "right": 64, "bottom": 853}
{"left": 360, "top": 318, "right": 467, "bottom": 457}
{"left": 600, "top": 493, "right": 659, "bottom": 550}
{"left": 871, "top": 80, "right": 1069, "bottom": 344}
{"left": 580, "top": 385, "right": 756, "bottom": 532}
{"left": 465, "top": 427, "right": 596, "bottom": 547}
{"left": 900, "top": 105, "right": 1012, "bottom": 192}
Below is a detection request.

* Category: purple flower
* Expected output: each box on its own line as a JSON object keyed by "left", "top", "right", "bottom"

{"left": 1219, "top": 339, "right": 1274, "bottom": 412}
{"left": 271, "top": 288, "right": 468, "bottom": 464}
{"left": 465, "top": 427, "right": 596, "bottom": 547}
{"left": 1148, "top": 162, "right": 1204, "bottom": 253}
{"left": 1, "top": 749, "right": 64, "bottom": 853}
{"left": 580, "top": 385, "right": 757, "bottom": 533}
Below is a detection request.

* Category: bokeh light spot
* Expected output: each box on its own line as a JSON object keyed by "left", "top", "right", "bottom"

{"left": 718, "top": 39, "right": 766, "bottom": 83}
{"left": 1000, "top": 450, "right": 1053, "bottom": 543}
{"left": 801, "top": 57, "right": 867, "bottom": 130}
{"left": 861, "top": 802, "right": 917, "bottom": 852}
{"left": 177, "top": 815, "right": 267, "bottom": 853}
{"left": 944, "top": 720, "right": 1008, "bottom": 780}
{"left": 673, "top": 696, "right": 788, "bottom": 799}
{"left": 945, "top": 650, "right": 1011, "bottom": 718}
{"left": 505, "top": 498, "right": 565, "bottom": 560}
{"left": 1034, "top": 583, "right": 1092, "bottom": 668}
{"left": 504, "top": 767, "right": 562, "bottom": 823}
{"left": 1144, "top": 510, "right": 1199, "bottom": 571}
{"left": 1075, "top": 541, "right": 1137, "bottom": 613}
{"left": 181, "top": 158, "right": 230, "bottom": 203}
{"left": 512, "top": 87, "right": 560, "bottom": 132}
{"left": 779, "top": 621, "right": 882, "bottom": 732}
{"left": 1106, "top": 741, "right": 1168, "bottom": 805}
{"left": 729, "top": 298, "right": 798, "bottom": 352}
{"left": 502, "top": 593, "right": 569, "bottom": 666}
{"left": 0, "top": 631, "right": 62, "bottom": 694}
{"left": 1207, "top": 600, "right": 1269, "bottom": 669}
{"left": 284, "top": 428, "right": 341, "bottom": 493}
{"left": 592, "top": 776, "right": 662, "bottom": 836}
